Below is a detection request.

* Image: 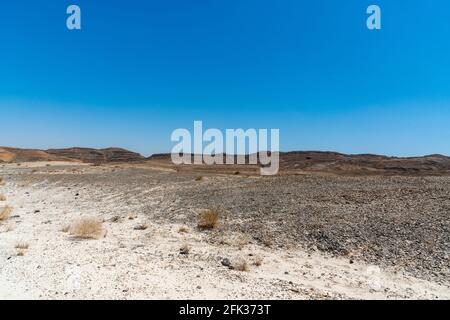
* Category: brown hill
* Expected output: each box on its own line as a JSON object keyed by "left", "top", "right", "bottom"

{"left": 147, "top": 152, "right": 450, "bottom": 175}
{"left": 2, "top": 147, "right": 450, "bottom": 175}
{"left": 0, "top": 147, "right": 145, "bottom": 164}
{"left": 278, "top": 151, "right": 450, "bottom": 175}
{"left": 0, "top": 147, "right": 78, "bottom": 163}
{"left": 46, "top": 147, "right": 145, "bottom": 164}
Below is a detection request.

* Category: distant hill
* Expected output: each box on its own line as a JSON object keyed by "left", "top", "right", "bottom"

{"left": 0, "top": 147, "right": 145, "bottom": 164}
{"left": 148, "top": 151, "right": 450, "bottom": 175}
{"left": 2, "top": 147, "right": 450, "bottom": 175}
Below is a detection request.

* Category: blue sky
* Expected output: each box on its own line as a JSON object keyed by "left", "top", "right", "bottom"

{"left": 1, "top": 0, "right": 449, "bottom": 156}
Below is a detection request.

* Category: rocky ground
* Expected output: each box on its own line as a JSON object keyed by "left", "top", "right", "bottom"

{"left": 0, "top": 162, "right": 449, "bottom": 299}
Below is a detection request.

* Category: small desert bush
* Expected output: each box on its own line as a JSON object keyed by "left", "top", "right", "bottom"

{"left": 15, "top": 243, "right": 29, "bottom": 256}
{"left": 134, "top": 223, "right": 149, "bottom": 231}
{"left": 253, "top": 256, "right": 263, "bottom": 267}
{"left": 178, "top": 226, "right": 189, "bottom": 233}
{"left": 109, "top": 215, "right": 121, "bottom": 223}
{"left": 16, "top": 249, "right": 27, "bottom": 256}
{"left": 198, "top": 209, "right": 220, "bottom": 230}
{"left": 0, "top": 194, "right": 6, "bottom": 201}
{"left": 195, "top": 176, "right": 203, "bottom": 181}
{"left": 15, "top": 242, "right": 29, "bottom": 250}
{"left": 232, "top": 259, "right": 249, "bottom": 272}
{"left": 127, "top": 213, "right": 138, "bottom": 220}
{"left": 69, "top": 218, "right": 105, "bottom": 239}
{"left": 262, "top": 235, "right": 274, "bottom": 248}
{"left": 237, "top": 237, "right": 249, "bottom": 250}
{"left": 0, "top": 206, "right": 12, "bottom": 221}
{"left": 179, "top": 243, "right": 191, "bottom": 255}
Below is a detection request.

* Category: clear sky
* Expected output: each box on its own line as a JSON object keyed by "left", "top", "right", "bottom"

{"left": 1, "top": 0, "right": 449, "bottom": 156}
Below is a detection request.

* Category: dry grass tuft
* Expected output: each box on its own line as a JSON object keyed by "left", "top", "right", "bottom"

{"left": 179, "top": 243, "right": 191, "bottom": 255}
{"left": 15, "top": 242, "right": 29, "bottom": 250}
{"left": 134, "top": 223, "right": 149, "bottom": 231}
{"left": 15, "top": 243, "right": 29, "bottom": 256}
{"left": 0, "top": 194, "right": 6, "bottom": 201}
{"left": 198, "top": 209, "right": 220, "bottom": 230}
{"left": 127, "top": 213, "right": 138, "bottom": 220}
{"left": 178, "top": 226, "right": 189, "bottom": 234}
{"left": 69, "top": 218, "right": 105, "bottom": 239}
{"left": 109, "top": 215, "right": 121, "bottom": 223}
{"left": 0, "top": 206, "right": 12, "bottom": 221}
{"left": 253, "top": 256, "right": 263, "bottom": 267}
{"left": 16, "top": 249, "right": 27, "bottom": 256}
{"left": 232, "top": 259, "right": 249, "bottom": 272}
{"left": 262, "top": 235, "right": 274, "bottom": 248}
{"left": 237, "top": 237, "right": 250, "bottom": 250}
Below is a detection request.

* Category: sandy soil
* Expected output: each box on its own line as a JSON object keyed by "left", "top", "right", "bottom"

{"left": 0, "top": 162, "right": 449, "bottom": 300}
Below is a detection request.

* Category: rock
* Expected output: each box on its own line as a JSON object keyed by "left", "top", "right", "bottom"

{"left": 221, "top": 258, "right": 231, "bottom": 267}
{"left": 133, "top": 224, "right": 148, "bottom": 231}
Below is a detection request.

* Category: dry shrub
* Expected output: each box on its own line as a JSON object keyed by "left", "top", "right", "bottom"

{"left": 15, "top": 243, "right": 29, "bottom": 256}
{"left": 69, "top": 218, "right": 105, "bottom": 239}
{"left": 15, "top": 242, "right": 29, "bottom": 250}
{"left": 0, "top": 194, "right": 6, "bottom": 201}
{"left": 253, "top": 256, "right": 263, "bottom": 267}
{"left": 198, "top": 209, "right": 220, "bottom": 230}
{"left": 16, "top": 249, "right": 27, "bottom": 256}
{"left": 178, "top": 226, "right": 189, "bottom": 233}
{"left": 179, "top": 243, "right": 191, "bottom": 255}
{"left": 109, "top": 215, "right": 121, "bottom": 223}
{"left": 232, "top": 259, "right": 249, "bottom": 272}
{"left": 262, "top": 235, "right": 274, "bottom": 248}
{"left": 128, "top": 213, "right": 138, "bottom": 220}
{"left": 134, "top": 223, "right": 149, "bottom": 231}
{"left": 237, "top": 237, "right": 249, "bottom": 250}
{"left": 195, "top": 176, "right": 203, "bottom": 181}
{"left": 0, "top": 206, "right": 12, "bottom": 221}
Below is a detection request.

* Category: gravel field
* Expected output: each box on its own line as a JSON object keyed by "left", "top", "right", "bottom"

{"left": 0, "top": 162, "right": 449, "bottom": 299}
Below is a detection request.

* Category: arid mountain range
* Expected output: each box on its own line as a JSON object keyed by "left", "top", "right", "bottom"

{"left": 1, "top": 146, "right": 450, "bottom": 175}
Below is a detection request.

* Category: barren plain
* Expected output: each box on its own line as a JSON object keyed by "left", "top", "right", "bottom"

{"left": 0, "top": 160, "right": 449, "bottom": 299}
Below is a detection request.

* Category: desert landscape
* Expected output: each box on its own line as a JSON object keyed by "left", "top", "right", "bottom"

{"left": 0, "top": 147, "right": 449, "bottom": 299}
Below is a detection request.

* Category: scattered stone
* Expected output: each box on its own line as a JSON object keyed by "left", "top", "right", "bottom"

{"left": 133, "top": 224, "right": 148, "bottom": 231}
{"left": 221, "top": 258, "right": 231, "bottom": 267}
